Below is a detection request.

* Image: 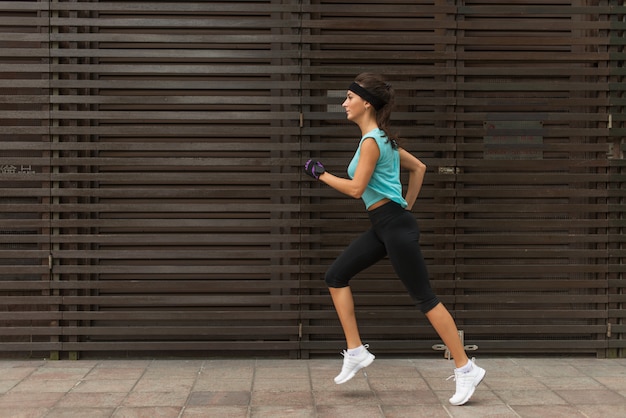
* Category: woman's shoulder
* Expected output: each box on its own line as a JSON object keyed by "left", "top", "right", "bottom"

{"left": 361, "top": 128, "right": 387, "bottom": 145}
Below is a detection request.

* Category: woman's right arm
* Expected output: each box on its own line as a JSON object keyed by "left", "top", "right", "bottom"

{"left": 318, "top": 137, "right": 379, "bottom": 200}
{"left": 399, "top": 148, "right": 426, "bottom": 211}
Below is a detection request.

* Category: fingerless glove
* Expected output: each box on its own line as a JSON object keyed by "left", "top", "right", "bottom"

{"left": 304, "top": 159, "right": 325, "bottom": 180}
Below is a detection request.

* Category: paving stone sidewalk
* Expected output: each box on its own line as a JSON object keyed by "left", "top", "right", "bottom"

{"left": 0, "top": 356, "right": 625, "bottom": 417}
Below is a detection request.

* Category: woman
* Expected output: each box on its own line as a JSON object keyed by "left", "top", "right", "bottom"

{"left": 303, "top": 73, "right": 485, "bottom": 406}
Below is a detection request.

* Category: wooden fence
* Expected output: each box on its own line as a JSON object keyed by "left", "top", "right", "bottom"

{"left": 0, "top": 1, "right": 624, "bottom": 359}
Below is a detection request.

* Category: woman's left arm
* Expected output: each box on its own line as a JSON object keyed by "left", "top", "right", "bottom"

{"left": 399, "top": 148, "right": 426, "bottom": 210}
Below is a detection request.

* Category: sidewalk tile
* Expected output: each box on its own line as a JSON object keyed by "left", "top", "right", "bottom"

{"left": 593, "top": 375, "right": 626, "bottom": 391}
{"left": 446, "top": 404, "right": 519, "bottom": 417}
{"left": 55, "top": 392, "right": 126, "bottom": 408}
{"left": 313, "top": 390, "right": 379, "bottom": 406}
{"left": 10, "top": 378, "right": 78, "bottom": 393}
{"left": 30, "top": 367, "right": 92, "bottom": 380}
{"left": 431, "top": 389, "right": 493, "bottom": 405}
{"left": 483, "top": 376, "right": 547, "bottom": 391}
{"left": 535, "top": 376, "right": 603, "bottom": 390}
{"left": 132, "top": 377, "right": 194, "bottom": 393}
{"left": 364, "top": 360, "right": 418, "bottom": 378}
{"left": 555, "top": 389, "right": 625, "bottom": 404}
{"left": 85, "top": 367, "right": 145, "bottom": 380}
{"left": 0, "top": 381, "right": 18, "bottom": 394}
{"left": 576, "top": 403, "right": 626, "bottom": 418}
{"left": 253, "top": 378, "right": 311, "bottom": 392}
{"left": 316, "top": 404, "right": 383, "bottom": 418}
{"left": 45, "top": 407, "right": 115, "bottom": 418}
{"left": 511, "top": 405, "right": 587, "bottom": 417}
{"left": 71, "top": 379, "right": 138, "bottom": 393}
{"left": 0, "top": 391, "right": 64, "bottom": 408}
{"left": 187, "top": 391, "right": 250, "bottom": 407}
{"left": 181, "top": 406, "right": 248, "bottom": 418}
{"left": 111, "top": 406, "right": 182, "bottom": 418}
{"left": 122, "top": 391, "right": 189, "bottom": 407}
{"left": 193, "top": 378, "right": 252, "bottom": 391}
{"left": 250, "top": 406, "right": 315, "bottom": 418}
{"left": 375, "top": 389, "right": 440, "bottom": 405}
{"left": 0, "top": 368, "right": 36, "bottom": 380}
{"left": 251, "top": 390, "right": 313, "bottom": 407}
{"left": 254, "top": 366, "right": 309, "bottom": 380}
{"left": 0, "top": 407, "right": 48, "bottom": 418}
{"left": 493, "top": 389, "right": 567, "bottom": 406}
{"left": 381, "top": 405, "right": 450, "bottom": 418}
{"left": 368, "top": 376, "right": 429, "bottom": 391}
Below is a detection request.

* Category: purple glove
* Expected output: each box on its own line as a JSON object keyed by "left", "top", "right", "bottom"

{"left": 304, "top": 159, "right": 326, "bottom": 180}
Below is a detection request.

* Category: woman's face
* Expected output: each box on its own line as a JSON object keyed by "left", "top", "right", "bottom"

{"left": 342, "top": 91, "right": 367, "bottom": 122}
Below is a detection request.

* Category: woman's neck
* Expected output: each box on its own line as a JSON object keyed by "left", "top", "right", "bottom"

{"left": 359, "top": 122, "right": 379, "bottom": 137}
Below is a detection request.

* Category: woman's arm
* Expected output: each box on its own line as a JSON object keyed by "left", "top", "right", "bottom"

{"left": 399, "top": 148, "right": 426, "bottom": 210}
{"left": 318, "top": 138, "right": 379, "bottom": 199}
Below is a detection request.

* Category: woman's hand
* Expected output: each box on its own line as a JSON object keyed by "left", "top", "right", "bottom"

{"left": 303, "top": 159, "right": 326, "bottom": 179}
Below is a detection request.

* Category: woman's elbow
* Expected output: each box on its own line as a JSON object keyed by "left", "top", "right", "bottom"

{"left": 349, "top": 190, "right": 363, "bottom": 200}
{"left": 349, "top": 185, "right": 365, "bottom": 199}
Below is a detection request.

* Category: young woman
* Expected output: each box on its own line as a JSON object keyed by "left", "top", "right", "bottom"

{"left": 303, "top": 73, "right": 485, "bottom": 406}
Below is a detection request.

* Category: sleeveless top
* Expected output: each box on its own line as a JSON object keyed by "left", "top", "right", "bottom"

{"left": 347, "top": 128, "right": 407, "bottom": 210}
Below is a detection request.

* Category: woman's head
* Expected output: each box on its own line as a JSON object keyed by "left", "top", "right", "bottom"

{"left": 347, "top": 73, "right": 397, "bottom": 146}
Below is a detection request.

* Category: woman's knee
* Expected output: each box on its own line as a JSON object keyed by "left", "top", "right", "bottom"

{"left": 417, "top": 296, "right": 440, "bottom": 314}
{"left": 324, "top": 270, "right": 349, "bottom": 288}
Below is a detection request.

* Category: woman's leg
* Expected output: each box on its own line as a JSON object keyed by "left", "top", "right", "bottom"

{"left": 372, "top": 205, "right": 485, "bottom": 403}
{"left": 380, "top": 210, "right": 469, "bottom": 367}
{"left": 425, "top": 303, "right": 469, "bottom": 368}
{"left": 329, "top": 286, "right": 362, "bottom": 349}
{"left": 325, "top": 228, "right": 386, "bottom": 348}
{"left": 324, "top": 228, "right": 385, "bottom": 383}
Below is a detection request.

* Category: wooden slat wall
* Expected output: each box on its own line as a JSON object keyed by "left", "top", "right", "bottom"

{"left": 0, "top": 1, "right": 57, "bottom": 356}
{"left": 452, "top": 0, "right": 611, "bottom": 355}
{"left": 608, "top": 1, "right": 626, "bottom": 358}
{"left": 0, "top": 1, "right": 624, "bottom": 358}
{"left": 39, "top": 0, "right": 300, "bottom": 357}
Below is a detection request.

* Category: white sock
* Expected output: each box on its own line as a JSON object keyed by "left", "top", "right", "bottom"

{"left": 347, "top": 345, "right": 364, "bottom": 356}
{"left": 456, "top": 359, "right": 473, "bottom": 373}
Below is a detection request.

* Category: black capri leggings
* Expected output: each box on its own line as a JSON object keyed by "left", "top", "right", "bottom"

{"left": 325, "top": 201, "right": 440, "bottom": 314}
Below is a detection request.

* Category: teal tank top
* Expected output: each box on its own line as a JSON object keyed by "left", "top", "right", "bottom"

{"left": 347, "top": 128, "right": 407, "bottom": 210}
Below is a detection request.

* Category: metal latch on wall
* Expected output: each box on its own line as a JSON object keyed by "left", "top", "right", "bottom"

{"left": 438, "top": 166, "right": 459, "bottom": 175}
{"left": 432, "top": 330, "right": 478, "bottom": 360}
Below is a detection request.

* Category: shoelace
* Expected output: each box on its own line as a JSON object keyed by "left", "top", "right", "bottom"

{"left": 446, "top": 369, "right": 474, "bottom": 388}
{"left": 446, "top": 370, "right": 463, "bottom": 382}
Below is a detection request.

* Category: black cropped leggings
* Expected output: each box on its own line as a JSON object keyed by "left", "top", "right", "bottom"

{"left": 325, "top": 201, "right": 440, "bottom": 314}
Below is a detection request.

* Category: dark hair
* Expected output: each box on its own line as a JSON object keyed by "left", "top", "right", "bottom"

{"left": 354, "top": 73, "right": 398, "bottom": 149}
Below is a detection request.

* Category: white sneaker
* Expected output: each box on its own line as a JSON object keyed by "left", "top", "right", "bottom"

{"left": 448, "top": 358, "right": 486, "bottom": 405}
{"left": 334, "top": 344, "right": 375, "bottom": 384}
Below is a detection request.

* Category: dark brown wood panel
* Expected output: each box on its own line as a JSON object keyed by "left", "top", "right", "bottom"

{"left": 452, "top": 0, "right": 611, "bottom": 356}
{"left": 0, "top": 1, "right": 56, "bottom": 356}
{"left": 608, "top": 1, "right": 626, "bottom": 357}
{"left": 47, "top": 0, "right": 302, "bottom": 358}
